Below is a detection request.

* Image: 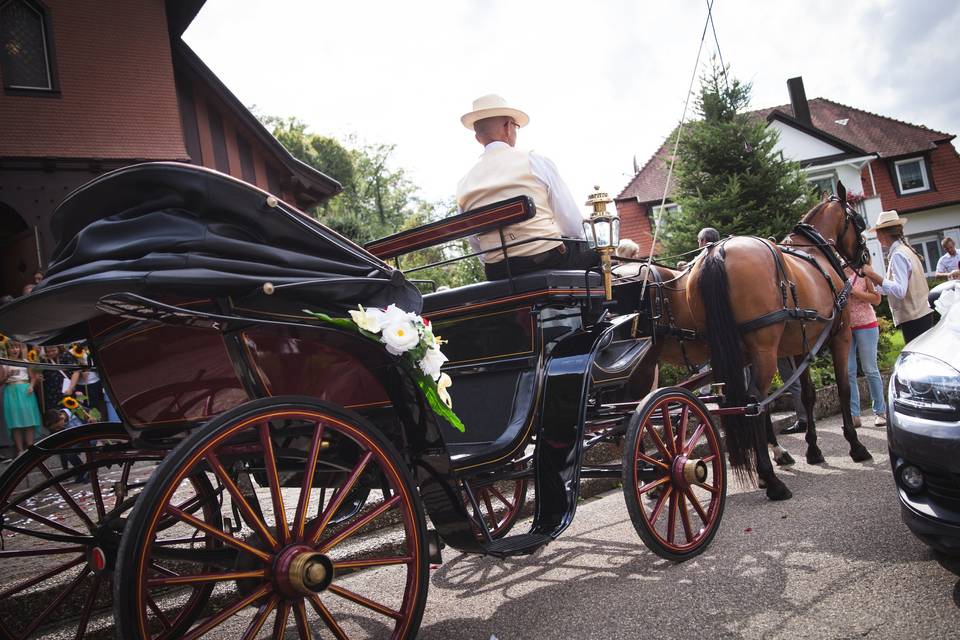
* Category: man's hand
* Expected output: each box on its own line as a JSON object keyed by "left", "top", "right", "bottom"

{"left": 950, "top": 269, "right": 960, "bottom": 280}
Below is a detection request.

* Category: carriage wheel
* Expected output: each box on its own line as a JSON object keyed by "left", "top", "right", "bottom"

{"left": 114, "top": 397, "right": 430, "bottom": 640}
{"left": 622, "top": 387, "right": 727, "bottom": 561}
{"left": 0, "top": 423, "right": 216, "bottom": 639}
{"left": 464, "top": 474, "right": 528, "bottom": 540}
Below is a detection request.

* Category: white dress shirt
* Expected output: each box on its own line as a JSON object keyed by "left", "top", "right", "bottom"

{"left": 880, "top": 240, "right": 912, "bottom": 299}
{"left": 465, "top": 141, "right": 584, "bottom": 252}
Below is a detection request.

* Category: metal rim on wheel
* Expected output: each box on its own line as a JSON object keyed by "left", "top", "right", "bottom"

{"left": 624, "top": 389, "right": 726, "bottom": 560}
{"left": 114, "top": 400, "right": 429, "bottom": 640}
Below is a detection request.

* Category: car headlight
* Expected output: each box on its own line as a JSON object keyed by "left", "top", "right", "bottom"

{"left": 893, "top": 352, "right": 960, "bottom": 420}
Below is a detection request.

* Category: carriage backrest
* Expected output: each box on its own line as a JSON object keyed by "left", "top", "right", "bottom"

{"left": 364, "top": 196, "right": 535, "bottom": 260}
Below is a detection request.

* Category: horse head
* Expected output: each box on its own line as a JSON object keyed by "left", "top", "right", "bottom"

{"left": 807, "top": 181, "right": 869, "bottom": 269}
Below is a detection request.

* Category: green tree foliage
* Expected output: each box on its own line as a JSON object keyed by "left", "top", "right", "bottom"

{"left": 261, "top": 115, "right": 484, "bottom": 289}
{"left": 661, "top": 59, "right": 814, "bottom": 256}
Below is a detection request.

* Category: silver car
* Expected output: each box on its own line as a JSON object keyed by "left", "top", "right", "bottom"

{"left": 888, "top": 291, "right": 960, "bottom": 555}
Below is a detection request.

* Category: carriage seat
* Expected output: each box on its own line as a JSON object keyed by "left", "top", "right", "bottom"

{"left": 422, "top": 269, "right": 602, "bottom": 314}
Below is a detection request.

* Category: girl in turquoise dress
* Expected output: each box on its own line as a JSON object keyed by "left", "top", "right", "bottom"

{"left": 2, "top": 342, "right": 42, "bottom": 454}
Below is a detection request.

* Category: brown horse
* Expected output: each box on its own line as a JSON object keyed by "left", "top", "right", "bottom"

{"left": 627, "top": 185, "right": 872, "bottom": 500}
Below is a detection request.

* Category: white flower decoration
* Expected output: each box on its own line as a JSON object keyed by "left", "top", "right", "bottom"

{"left": 934, "top": 285, "right": 960, "bottom": 317}
{"left": 437, "top": 372, "right": 453, "bottom": 408}
{"left": 419, "top": 346, "right": 448, "bottom": 380}
{"left": 381, "top": 319, "right": 420, "bottom": 355}
{"left": 348, "top": 305, "right": 385, "bottom": 334}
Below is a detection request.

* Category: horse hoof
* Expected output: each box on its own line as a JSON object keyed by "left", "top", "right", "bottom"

{"left": 776, "top": 451, "right": 796, "bottom": 466}
{"left": 765, "top": 480, "right": 793, "bottom": 501}
{"left": 806, "top": 448, "right": 825, "bottom": 465}
{"left": 850, "top": 445, "right": 873, "bottom": 462}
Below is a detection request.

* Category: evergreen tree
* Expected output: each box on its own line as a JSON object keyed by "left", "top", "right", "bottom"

{"left": 662, "top": 59, "right": 814, "bottom": 256}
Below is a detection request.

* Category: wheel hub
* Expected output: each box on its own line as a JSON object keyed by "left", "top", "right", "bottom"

{"left": 274, "top": 545, "right": 334, "bottom": 597}
{"left": 671, "top": 455, "right": 708, "bottom": 488}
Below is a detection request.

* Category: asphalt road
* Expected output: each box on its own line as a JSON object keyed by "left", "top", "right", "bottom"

{"left": 410, "top": 414, "right": 960, "bottom": 639}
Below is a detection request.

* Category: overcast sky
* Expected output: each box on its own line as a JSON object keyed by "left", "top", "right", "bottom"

{"left": 184, "top": 0, "right": 960, "bottom": 210}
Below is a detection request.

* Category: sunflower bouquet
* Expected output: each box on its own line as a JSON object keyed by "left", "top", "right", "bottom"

{"left": 306, "top": 304, "right": 464, "bottom": 432}
{"left": 61, "top": 392, "right": 101, "bottom": 423}
{"left": 69, "top": 343, "right": 89, "bottom": 361}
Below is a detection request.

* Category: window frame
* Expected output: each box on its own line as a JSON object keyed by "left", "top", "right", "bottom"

{"left": 0, "top": 0, "right": 60, "bottom": 95}
{"left": 807, "top": 172, "right": 837, "bottom": 197}
{"left": 907, "top": 233, "right": 940, "bottom": 276}
{"left": 893, "top": 157, "right": 931, "bottom": 195}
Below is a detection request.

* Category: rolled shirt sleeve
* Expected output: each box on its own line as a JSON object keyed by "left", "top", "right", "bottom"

{"left": 879, "top": 250, "right": 911, "bottom": 299}
{"left": 529, "top": 152, "right": 585, "bottom": 239}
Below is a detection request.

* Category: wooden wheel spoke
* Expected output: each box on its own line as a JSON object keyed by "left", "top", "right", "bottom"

{"left": 91, "top": 468, "right": 107, "bottom": 520}
{"left": 488, "top": 486, "right": 515, "bottom": 511}
{"left": 643, "top": 418, "right": 672, "bottom": 461}
{"left": 165, "top": 504, "right": 272, "bottom": 562}
{"left": 272, "top": 602, "right": 291, "bottom": 640}
{"left": 695, "top": 480, "right": 720, "bottom": 495}
{"left": 19, "top": 567, "right": 90, "bottom": 638}
{"left": 0, "top": 555, "right": 84, "bottom": 600}
{"left": 329, "top": 583, "right": 402, "bottom": 620}
{"left": 482, "top": 491, "right": 497, "bottom": 524}
{"left": 319, "top": 494, "right": 401, "bottom": 553}
{"left": 259, "top": 423, "right": 290, "bottom": 545}
{"left": 294, "top": 422, "right": 326, "bottom": 539}
{"left": 666, "top": 490, "right": 678, "bottom": 544}
{"left": 309, "top": 595, "right": 350, "bottom": 640}
{"left": 148, "top": 561, "right": 180, "bottom": 578}
{"left": 679, "top": 493, "right": 695, "bottom": 543}
{"left": 0, "top": 545, "right": 85, "bottom": 558}
{"left": 683, "top": 423, "right": 706, "bottom": 455}
{"left": 649, "top": 485, "right": 673, "bottom": 525}
{"left": 37, "top": 462, "right": 96, "bottom": 530}
{"left": 180, "top": 584, "right": 272, "bottom": 640}
{"left": 206, "top": 451, "right": 279, "bottom": 550}
{"left": 74, "top": 574, "right": 102, "bottom": 640}
{"left": 146, "top": 594, "right": 173, "bottom": 631}
{"left": 661, "top": 404, "right": 675, "bottom": 454}
{"left": 677, "top": 404, "right": 690, "bottom": 453}
{"left": 9, "top": 503, "right": 87, "bottom": 537}
{"left": 308, "top": 451, "right": 373, "bottom": 545}
{"left": 702, "top": 453, "right": 718, "bottom": 463}
{"left": 636, "top": 452, "right": 669, "bottom": 471}
{"left": 241, "top": 596, "right": 278, "bottom": 640}
{"left": 117, "top": 462, "right": 133, "bottom": 512}
{"left": 147, "top": 568, "right": 266, "bottom": 587}
{"left": 293, "top": 599, "right": 313, "bottom": 640}
{"left": 636, "top": 475, "right": 670, "bottom": 496}
{"left": 683, "top": 487, "right": 710, "bottom": 523}
{"left": 334, "top": 555, "right": 413, "bottom": 571}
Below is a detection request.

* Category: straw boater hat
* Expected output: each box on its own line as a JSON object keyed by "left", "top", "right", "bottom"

{"left": 869, "top": 209, "right": 908, "bottom": 232}
{"left": 461, "top": 94, "right": 530, "bottom": 130}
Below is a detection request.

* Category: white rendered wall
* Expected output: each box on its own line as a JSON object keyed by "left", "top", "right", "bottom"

{"left": 770, "top": 120, "right": 846, "bottom": 161}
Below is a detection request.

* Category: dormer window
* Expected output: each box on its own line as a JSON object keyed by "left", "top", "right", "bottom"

{"left": 0, "top": 0, "right": 55, "bottom": 92}
{"left": 894, "top": 157, "right": 931, "bottom": 195}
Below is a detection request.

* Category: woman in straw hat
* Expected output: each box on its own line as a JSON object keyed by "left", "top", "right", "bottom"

{"left": 862, "top": 210, "right": 934, "bottom": 343}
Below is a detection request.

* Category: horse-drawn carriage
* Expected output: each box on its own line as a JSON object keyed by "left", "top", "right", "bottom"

{"left": 0, "top": 162, "right": 730, "bottom": 638}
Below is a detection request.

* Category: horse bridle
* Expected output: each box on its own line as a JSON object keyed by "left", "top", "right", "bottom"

{"left": 829, "top": 195, "right": 869, "bottom": 269}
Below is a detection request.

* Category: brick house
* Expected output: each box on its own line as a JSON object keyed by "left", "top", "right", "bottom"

{"left": 0, "top": 0, "right": 340, "bottom": 297}
{"left": 617, "top": 77, "right": 960, "bottom": 274}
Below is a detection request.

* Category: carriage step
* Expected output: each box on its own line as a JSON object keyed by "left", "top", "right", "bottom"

{"left": 482, "top": 533, "right": 551, "bottom": 557}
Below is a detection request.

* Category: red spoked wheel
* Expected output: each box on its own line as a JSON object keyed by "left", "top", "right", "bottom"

{"left": 0, "top": 423, "right": 216, "bottom": 639}
{"left": 463, "top": 472, "right": 528, "bottom": 540}
{"left": 622, "top": 387, "right": 726, "bottom": 561}
{"left": 113, "top": 397, "right": 429, "bottom": 640}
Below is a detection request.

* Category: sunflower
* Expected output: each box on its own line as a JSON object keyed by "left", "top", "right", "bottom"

{"left": 26, "top": 348, "right": 39, "bottom": 363}
{"left": 69, "top": 343, "right": 87, "bottom": 359}
{"left": 61, "top": 396, "right": 79, "bottom": 410}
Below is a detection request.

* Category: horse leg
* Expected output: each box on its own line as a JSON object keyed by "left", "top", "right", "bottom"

{"left": 766, "top": 412, "right": 795, "bottom": 466}
{"left": 748, "top": 352, "right": 793, "bottom": 500}
{"left": 798, "top": 362, "right": 825, "bottom": 464}
{"left": 831, "top": 335, "right": 872, "bottom": 462}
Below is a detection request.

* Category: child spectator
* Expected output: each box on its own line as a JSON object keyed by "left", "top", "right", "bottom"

{"left": 43, "top": 409, "right": 85, "bottom": 481}
{"left": 1, "top": 342, "right": 42, "bottom": 455}
{"left": 845, "top": 263, "right": 887, "bottom": 427}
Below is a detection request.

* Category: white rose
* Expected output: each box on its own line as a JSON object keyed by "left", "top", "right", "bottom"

{"left": 419, "top": 346, "right": 448, "bottom": 380}
{"left": 381, "top": 320, "right": 420, "bottom": 355}
{"left": 380, "top": 304, "right": 412, "bottom": 327}
{"left": 349, "top": 305, "right": 385, "bottom": 334}
{"left": 437, "top": 372, "right": 453, "bottom": 408}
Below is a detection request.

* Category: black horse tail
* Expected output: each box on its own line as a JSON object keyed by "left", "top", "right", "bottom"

{"left": 698, "top": 246, "right": 758, "bottom": 482}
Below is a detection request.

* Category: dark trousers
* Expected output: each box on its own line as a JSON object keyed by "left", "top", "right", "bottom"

{"left": 483, "top": 241, "right": 600, "bottom": 280}
{"left": 899, "top": 313, "right": 935, "bottom": 344}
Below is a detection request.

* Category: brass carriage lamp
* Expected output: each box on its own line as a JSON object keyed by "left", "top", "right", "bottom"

{"left": 583, "top": 185, "right": 620, "bottom": 300}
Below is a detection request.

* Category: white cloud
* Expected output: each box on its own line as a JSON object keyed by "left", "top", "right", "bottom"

{"left": 184, "top": 0, "right": 960, "bottom": 210}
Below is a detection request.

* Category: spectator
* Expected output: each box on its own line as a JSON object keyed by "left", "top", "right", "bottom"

{"left": 936, "top": 237, "right": 959, "bottom": 280}
{"left": 1, "top": 342, "right": 42, "bottom": 455}
{"left": 38, "top": 345, "right": 70, "bottom": 415}
{"left": 862, "top": 210, "right": 934, "bottom": 343}
{"left": 44, "top": 409, "right": 85, "bottom": 481}
{"left": 615, "top": 239, "right": 642, "bottom": 276}
{"left": 697, "top": 227, "right": 720, "bottom": 247}
{"left": 21, "top": 271, "right": 43, "bottom": 296}
{"left": 845, "top": 263, "right": 886, "bottom": 428}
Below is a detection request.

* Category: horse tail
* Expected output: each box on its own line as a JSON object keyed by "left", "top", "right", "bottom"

{"left": 698, "top": 245, "right": 758, "bottom": 482}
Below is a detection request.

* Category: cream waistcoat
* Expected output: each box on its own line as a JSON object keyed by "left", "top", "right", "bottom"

{"left": 887, "top": 243, "right": 931, "bottom": 325}
{"left": 456, "top": 145, "right": 563, "bottom": 262}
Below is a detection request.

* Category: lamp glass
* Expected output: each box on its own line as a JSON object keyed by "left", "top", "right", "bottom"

{"left": 582, "top": 219, "right": 597, "bottom": 248}
{"left": 611, "top": 217, "right": 621, "bottom": 246}
{"left": 594, "top": 217, "right": 612, "bottom": 249}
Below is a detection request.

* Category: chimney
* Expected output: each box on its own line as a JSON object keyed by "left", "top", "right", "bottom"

{"left": 787, "top": 76, "right": 811, "bottom": 125}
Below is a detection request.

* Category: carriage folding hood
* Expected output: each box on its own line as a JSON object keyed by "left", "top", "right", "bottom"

{"left": 0, "top": 162, "right": 422, "bottom": 343}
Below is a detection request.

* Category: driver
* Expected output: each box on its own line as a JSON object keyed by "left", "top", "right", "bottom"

{"left": 456, "top": 94, "right": 598, "bottom": 280}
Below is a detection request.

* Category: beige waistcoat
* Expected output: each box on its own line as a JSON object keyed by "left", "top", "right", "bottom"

{"left": 456, "top": 145, "right": 562, "bottom": 263}
{"left": 887, "top": 242, "right": 932, "bottom": 326}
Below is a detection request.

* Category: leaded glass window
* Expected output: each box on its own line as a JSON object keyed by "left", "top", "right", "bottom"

{"left": 1, "top": 0, "right": 52, "bottom": 90}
